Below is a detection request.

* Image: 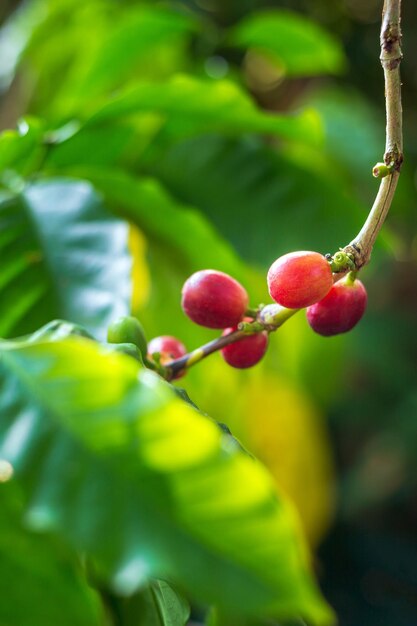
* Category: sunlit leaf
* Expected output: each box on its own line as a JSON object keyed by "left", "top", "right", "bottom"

{"left": 68, "top": 6, "right": 196, "bottom": 100}
{"left": 0, "top": 118, "right": 45, "bottom": 179}
{"left": 18, "top": 2, "right": 194, "bottom": 116}
{"left": 0, "top": 336, "right": 333, "bottom": 625}
{"left": 84, "top": 75, "right": 322, "bottom": 145}
{"left": 231, "top": 10, "right": 346, "bottom": 77}
{"left": 187, "top": 359, "right": 336, "bottom": 548}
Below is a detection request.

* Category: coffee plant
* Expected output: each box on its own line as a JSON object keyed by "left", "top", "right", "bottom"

{"left": 0, "top": 1, "right": 407, "bottom": 625}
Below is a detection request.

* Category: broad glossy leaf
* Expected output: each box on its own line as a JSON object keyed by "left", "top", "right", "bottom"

{"left": 68, "top": 7, "right": 196, "bottom": 101}
{"left": 17, "top": 2, "right": 193, "bottom": 117}
{"left": 45, "top": 124, "right": 138, "bottom": 169}
{"left": 189, "top": 361, "right": 335, "bottom": 548}
{"left": 231, "top": 10, "right": 346, "bottom": 77}
{"left": 84, "top": 75, "right": 322, "bottom": 145}
{"left": 62, "top": 167, "right": 261, "bottom": 346}
{"left": 0, "top": 482, "right": 103, "bottom": 626}
{"left": 0, "top": 337, "right": 333, "bottom": 624}
{"left": 147, "top": 134, "right": 366, "bottom": 266}
{"left": 0, "top": 178, "right": 131, "bottom": 339}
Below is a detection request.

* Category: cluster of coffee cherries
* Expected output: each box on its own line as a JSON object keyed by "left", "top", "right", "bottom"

{"left": 267, "top": 251, "right": 367, "bottom": 336}
{"left": 107, "top": 250, "right": 367, "bottom": 379}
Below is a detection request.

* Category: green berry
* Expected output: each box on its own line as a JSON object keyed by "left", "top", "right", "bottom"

{"left": 107, "top": 316, "right": 147, "bottom": 356}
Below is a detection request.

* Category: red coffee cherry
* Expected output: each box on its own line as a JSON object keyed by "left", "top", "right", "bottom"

{"left": 267, "top": 251, "right": 333, "bottom": 309}
{"left": 221, "top": 326, "right": 268, "bottom": 369}
{"left": 181, "top": 269, "right": 249, "bottom": 328}
{"left": 148, "top": 335, "right": 187, "bottom": 380}
{"left": 148, "top": 335, "right": 187, "bottom": 361}
{"left": 306, "top": 276, "right": 367, "bottom": 336}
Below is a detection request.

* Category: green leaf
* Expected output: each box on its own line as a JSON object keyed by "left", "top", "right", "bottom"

{"left": 83, "top": 75, "right": 322, "bottom": 145}
{"left": 26, "top": 319, "right": 95, "bottom": 342}
{"left": 304, "top": 87, "right": 383, "bottom": 181}
{"left": 45, "top": 123, "right": 138, "bottom": 169}
{"left": 0, "top": 336, "right": 333, "bottom": 625}
{"left": 0, "top": 178, "right": 131, "bottom": 339}
{"left": 146, "top": 134, "right": 365, "bottom": 265}
{"left": 230, "top": 10, "right": 346, "bottom": 77}
{"left": 0, "top": 118, "right": 45, "bottom": 179}
{"left": 61, "top": 167, "right": 262, "bottom": 346}
{"left": 118, "top": 579, "right": 190, "bottom": 626}
{"left": 68, "top": 7, "right": 196, "bottom": 101}
{"left": 0, "top": 482, "right": 103, "bottom": 626}
{"left": 16, "top": 2, "right": 194, "bottom": 117}
{"left": 66, "top": 167, "right": 247, "bottom": 283}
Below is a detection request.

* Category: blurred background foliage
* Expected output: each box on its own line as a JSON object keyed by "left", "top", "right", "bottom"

{"left": 0, "top": 0, "right": 417, "bottom": 624}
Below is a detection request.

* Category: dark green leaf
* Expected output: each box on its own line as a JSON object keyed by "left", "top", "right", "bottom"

{"left": 65, "top": 167, "right": 248, "bottom": 284}
{"left": 0, "top": 178, "right": 131, "bottom": 339}
{"left": 0, "top": 336, "right": 333, "bottom": 624}
{"left": 147, "top": 134, "right": 365, "bottom": 266}
{"left": 0, "top": 482, "right": 103, "bottom": 626}
{"left": 118, "top": 579, "right": 190, "bottom": 626}
{"left": 304, "top": 87, "right": 383, "bottom": 182}
{"left": 230, "top": 10, "right": 346, "bottom": 77}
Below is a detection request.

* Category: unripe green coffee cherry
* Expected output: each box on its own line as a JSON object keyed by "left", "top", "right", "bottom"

{"left": 107, "top": 316, "right": 147, "bottom": 357}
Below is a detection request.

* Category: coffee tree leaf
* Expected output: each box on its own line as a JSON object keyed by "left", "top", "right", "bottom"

{"left": 84, "top": 75, "right": 322, "bottom": 145}
{"left": 0, "top": 178, "right": 131, "bottom": 340}
{"left": 67, "top": 6, "right": 196, "bottom": 102}
{"left": 16, "top": 3, "right": 194, "bottom": 117}
{"left": 147, "top": 134, "right": 366, "bottom": 266}
{"left": 0, "top": 482, "right": 103, "bottom": 626}
{"left": 230, "top": 10, "right": 346, "bottom": 77}
{"left": 0, "top": 336, "right": 334, "bottom": 625}
{"left": 65, "top": 167, "right": 249, "bottom": 285}
{"left": 118, "top": 579, "right": 190, "bottom": 626}
{"left": 0, "top": 118, "right": 45, "bottom": 179}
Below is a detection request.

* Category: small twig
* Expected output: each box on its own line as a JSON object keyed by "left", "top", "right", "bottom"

{"left": 164, "top": 0, "right": 403, "bottom": 381}
{"left": 166, "top": 306, "right": 298, "bottom": 380}
{"left": 338, "top": 0, "right": 403, "bottom": 270}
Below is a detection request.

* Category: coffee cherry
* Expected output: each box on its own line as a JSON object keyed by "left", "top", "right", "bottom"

{"left": 148, "top": 335, "right": 187, "bottom": 361}
{"left": 148, "top": 335, "right": 187, "bottom": 380}
{"left": 181, "top": 270, "right": 249, "bottom": 329}
{"left": 267, "top": 251, "right": 333, "bottom": 309}
{"left": 306, "top": 275, "right": 367, "bottom": 336}
{"left": 107, "top": 316, "right": 147, "bottom": 356}
{"left": 221, "top": 327, "right": 268, "bottom": 369}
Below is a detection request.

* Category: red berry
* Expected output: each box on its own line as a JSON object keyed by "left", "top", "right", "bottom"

{"left": 306, "top": 276, "right": 367, "bottom": 336}
{"left": 267, "top": 251, "right": 333, "bottom": 309}
{"left": 221, "top": 326, "right": 268, "bottom": 369}
{"left": 148, "top": 335, "right": 187, "bottom": 380}
{"left": 148, "top": 335, "right": 187, "bottom": 361}
{"left": 181, "top": 270, "right": 249, "bottom": 329}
